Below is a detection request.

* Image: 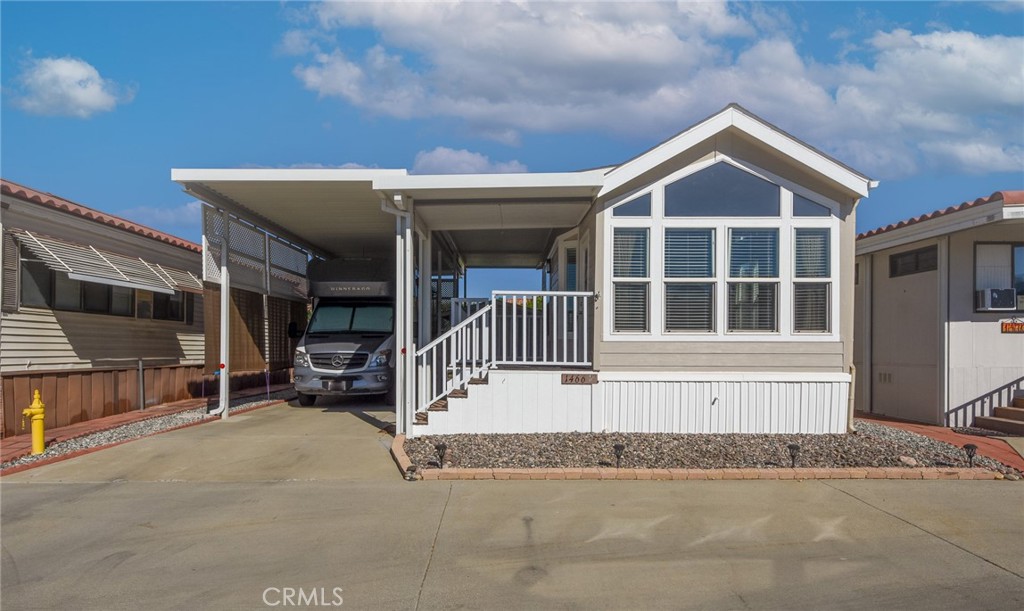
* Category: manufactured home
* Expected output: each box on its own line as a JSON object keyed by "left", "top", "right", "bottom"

{"left": 855, "top": 191, "right": 1024, "bottom": 430}
{"left": 174, "top": 104, "right": 876, "bottom": 437}
{"left": 0, "top": 179, "right": 204, "bottom": 436}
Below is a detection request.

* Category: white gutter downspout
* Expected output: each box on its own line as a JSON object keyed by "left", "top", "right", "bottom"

{"left": 210, "top": 208, "right": 231, "bottom": 418}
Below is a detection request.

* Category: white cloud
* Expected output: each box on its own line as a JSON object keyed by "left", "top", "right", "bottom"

{"left": 13, "top": 56, "right": 134, "bottom": 118}
{"left": 286, "top": 1, "right": 1024, "bottom": 178}
{"left": 412, "top": 147, "right": 527, "bottom": 174}
{"left": 120, "top": 200, "right": 202, "bottom": 236}
{"left": 985, "top": 1, "right": 1024, "bottom": 14}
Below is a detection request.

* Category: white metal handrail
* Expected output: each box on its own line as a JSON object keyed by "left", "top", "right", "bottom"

{"left": 490, "top": 291, "right": 593, "bottom": 367}
{"left": 451, "top": 297, "right": 490, "bottom": 326}
{"left": 415, "top": 304, "right": 492, "bottom": 413}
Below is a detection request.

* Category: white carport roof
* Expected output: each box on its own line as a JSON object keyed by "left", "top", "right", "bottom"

{"left": 172, "top": 168, "right": 605, "bottom": 267}
{"left": 172, "top": 104, "right": 875, "bottom": 268}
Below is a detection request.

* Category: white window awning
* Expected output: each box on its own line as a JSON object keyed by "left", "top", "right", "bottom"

{"left": 14, "top": 229, "right": 202, "bottom": 295}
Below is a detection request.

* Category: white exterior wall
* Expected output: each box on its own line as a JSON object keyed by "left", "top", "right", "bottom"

{"left": 946, "top": 224, "right": 1024, "bottom": 426}
{"left": 413, "top": 370, "right": 594, "bottom": 435}
{"left": 412, "top": 370, "right": 849, "bottom": 436}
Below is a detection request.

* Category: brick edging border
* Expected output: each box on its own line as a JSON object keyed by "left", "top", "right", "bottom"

{"left": 418, "top": 466, "right": 1002, "bottom": 480}
{"left": 391, "top": 434, "right": 415, "bottom": 476}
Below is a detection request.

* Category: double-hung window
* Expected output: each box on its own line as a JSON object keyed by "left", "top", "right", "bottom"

{"left": 664, "top": 228, "right": 715, "bottom": 332}
{"left": 612, "top": 227, "right": 649, "bottom": 332}
{"left": 728, "top": 229, "right": 779, "bottom": 332}
{"left": 793, "top": 228, "right": 831, "bottom": 332}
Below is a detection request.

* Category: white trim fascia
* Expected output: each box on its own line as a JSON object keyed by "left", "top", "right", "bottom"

{"left": 598, "top": 371, "right": 852, "bottom": 383}
{"left": 600, "top": 107, "right": 872, "bottom": 199}
{"left": 731, "top": 112, "right": 871, "bottom": 197}
{"left": 171, "top": 168, "right": 407, "bottom": 183}
{"left": 372, "top": 170, "right": 606, "bottom": 192}
{"left": 600, "top": 112, "right": 732, "bottom": 198}
{"left": 857, "top": 201, "right": 1007, "bottom": 255}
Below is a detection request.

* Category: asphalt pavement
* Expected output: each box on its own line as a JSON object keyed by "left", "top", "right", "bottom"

{"left": 2, "top": 400, "right": 1022, "bottom": 610}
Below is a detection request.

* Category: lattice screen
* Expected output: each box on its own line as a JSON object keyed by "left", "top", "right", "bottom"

{"left": 202, "top": 204, "right": 309, "bottom": 301}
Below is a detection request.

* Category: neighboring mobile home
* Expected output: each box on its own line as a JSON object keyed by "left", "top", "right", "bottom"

{"left": 0, "top": 179, "right": 204, "bottom": 436}
{"left": 855, "top": 191, "right": 1024, "bottom": 430}
{"left": 174, "top": 104, "right": 877, "bottom": 437}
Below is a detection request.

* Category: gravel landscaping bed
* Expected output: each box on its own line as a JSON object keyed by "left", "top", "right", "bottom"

{"left": 405, "top": 419, "right": 1021, "bottom": 477}
{"left": 1, "top": 390, "right": 295, "bottom": 471}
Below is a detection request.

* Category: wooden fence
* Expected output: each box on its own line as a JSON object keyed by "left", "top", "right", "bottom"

{"left": 0, "top": 365, "right": 291, "bottom": 438}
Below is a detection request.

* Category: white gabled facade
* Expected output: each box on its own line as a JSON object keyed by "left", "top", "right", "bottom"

{"left": 175, "top": 104, "right": 876, "bottom": 437}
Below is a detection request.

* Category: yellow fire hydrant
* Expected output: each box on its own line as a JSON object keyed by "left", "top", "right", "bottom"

{"left": 22, "top": 390, "right": 46, "bottom": 455}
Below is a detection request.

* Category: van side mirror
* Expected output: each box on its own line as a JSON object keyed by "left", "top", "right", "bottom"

{"left": 287, "top": 322, "right": 300, "bottom": 339}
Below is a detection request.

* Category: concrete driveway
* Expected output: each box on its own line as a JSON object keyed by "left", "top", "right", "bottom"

{"left": 2, "top": 400, "right": 1023, "bottom": 610}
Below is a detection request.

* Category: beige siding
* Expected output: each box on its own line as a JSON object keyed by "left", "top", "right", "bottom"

{"left": 0, "top": 305, "right": 203, "bottom": 373}
{"left": 598, "top": 341, "right": 845, "bottom": 372}
{"left": 869, "top": 241, "right": 940, "bottom": 423}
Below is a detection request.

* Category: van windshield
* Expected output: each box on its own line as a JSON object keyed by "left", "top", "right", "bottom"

{"left": 307, "top": 304, "right": 393, "bottom": 334}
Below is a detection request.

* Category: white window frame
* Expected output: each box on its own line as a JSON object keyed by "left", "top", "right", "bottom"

{"left": 602, "top": 154, "right": 841, "bottom": 342}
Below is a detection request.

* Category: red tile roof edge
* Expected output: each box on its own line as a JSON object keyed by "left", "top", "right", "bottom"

{"left": 1, "top": 179, "right": 202, "bottom": 253}
{"left": 858, "top": 190, "right": 1024, "bottom": 240}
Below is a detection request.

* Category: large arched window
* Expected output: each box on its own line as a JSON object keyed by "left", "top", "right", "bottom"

{"left": 606, "top": 159, "right": 838, "bottom": 340}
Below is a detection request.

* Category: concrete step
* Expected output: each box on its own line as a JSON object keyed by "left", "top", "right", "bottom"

{"left": 993, "top": 406, "right": 1024, "bottom": 422}
{"left": 973, "top": 416, "right": 1024, "bottom": 436}
{"left": 428, "top": 399, "right": 448, "bottom": 412}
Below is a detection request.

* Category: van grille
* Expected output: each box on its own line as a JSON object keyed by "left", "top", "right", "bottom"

{"left": 310, "top": 352, "right": 369, "bottom": 371}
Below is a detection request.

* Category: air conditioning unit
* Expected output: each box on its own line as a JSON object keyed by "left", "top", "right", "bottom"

{"left": 975, "top": 288, "right": 1017, "bottom": 311}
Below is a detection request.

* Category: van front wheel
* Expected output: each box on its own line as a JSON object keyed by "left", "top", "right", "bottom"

{"left": 297, "top": 392, "right": 316, "bottom": 407}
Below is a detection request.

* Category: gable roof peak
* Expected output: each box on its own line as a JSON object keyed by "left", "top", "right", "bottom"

{"left": 601, "top": 104, "right": 875, "bottom": 200}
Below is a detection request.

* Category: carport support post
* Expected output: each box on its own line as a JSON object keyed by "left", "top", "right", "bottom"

{"left": 219, "top": 209, "right": 231, "bottom": 419}
{"left": 403, "top": 201, "right": 415, "bottom": 435}
{"left": 394, "top": 205, "right": 407, "bottom": 436}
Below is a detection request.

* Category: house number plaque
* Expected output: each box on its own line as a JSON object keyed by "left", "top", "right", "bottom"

{"left": 561, "top": 373, "right": 598, "bottom": 385}
{"left": 1001, "top": 320, "right": 1024, "bottom": 334}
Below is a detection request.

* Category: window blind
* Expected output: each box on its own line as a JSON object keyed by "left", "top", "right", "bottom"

{"left": 728, "top": 282, "right": 777, "bottom": 332}
{"left": 794, "top": 283, "right": 829, "bottom": 332}
{"left": 613, "top": 282, "right": 648, "bottom": 332}
{"left": 665, "top": 283, "right": 714, "bottom": 331}
{"left": 795, "top": 229, "right": 830, "bottom": 278}
{"left": 729, "top": 229, "right": 778, "bottom": 278}
{"left": 613, "top": 228, "right": 648, "bottom": 278}
{"left": 665, "top": 229, "right": 713, "bottom": 278}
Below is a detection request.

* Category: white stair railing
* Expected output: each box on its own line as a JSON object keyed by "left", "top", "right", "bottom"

{"left": 491, "top": 291, "right": 593, "bottom": 367}
{"left": 451, "top": 297, "right": 490, "bottom": 326}
{"left": 415, "top": 304, "right": 492, "bottom": 414}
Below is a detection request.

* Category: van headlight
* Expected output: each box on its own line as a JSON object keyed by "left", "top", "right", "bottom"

{"left": 294, "top": 351, "right": 310, "bottom": 367}
{"left": 372, "top": 349, "right": 392, "bottom": 367}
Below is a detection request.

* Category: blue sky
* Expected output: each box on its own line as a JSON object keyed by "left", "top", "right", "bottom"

{"left": 2, "top": 1, "right": 1022, "bottom": 296}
